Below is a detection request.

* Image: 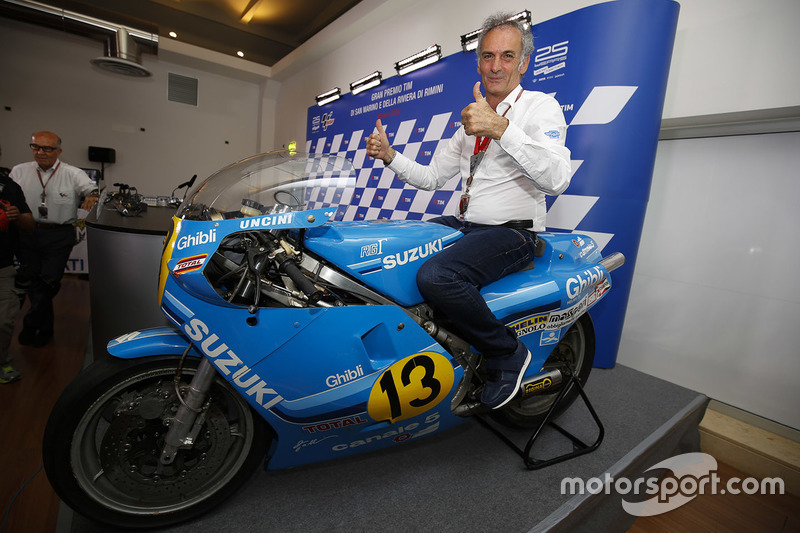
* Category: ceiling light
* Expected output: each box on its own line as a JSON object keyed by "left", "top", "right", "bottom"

{"left": 394, "top": 45, "right": 441, "bottom": 76}
{"left": 237, "top": 50, "right": 245, "bottom": 58}
{"left": 350, "top": 71, "right": 382, "bottom": 95}
{"left": 240, "top": 0, "right": 264, "bottom": 23}
{"left": 315, "top": 87, "right": 341, "bottom": 106}
{"left": 169, "top": 31, "right": 177, "bottom": 38}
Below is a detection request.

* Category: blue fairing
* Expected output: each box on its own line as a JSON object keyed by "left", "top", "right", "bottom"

{"left": 107, "top": 328, "right": 201, "bottom": 359}
{"left": 153, "top": 279, "right": 467, "bottom": 469}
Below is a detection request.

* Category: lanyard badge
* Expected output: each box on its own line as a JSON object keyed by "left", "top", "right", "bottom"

{"left": 469, "top": 151, "right": 485, "bottom": 176}
{"left": 39, "top": 194, "right": 48, "bottom": 219}
{"left": 459, "top": 142, "right": 488, "bottom": 219}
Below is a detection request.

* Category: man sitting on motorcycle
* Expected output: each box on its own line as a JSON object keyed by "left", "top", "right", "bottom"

{"left": 366, "top": 12, "right": 572, "bottom": 409}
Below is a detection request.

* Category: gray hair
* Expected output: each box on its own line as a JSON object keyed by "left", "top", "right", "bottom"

{"left": 476, "top": 12, "right": 534, "bottom": 72}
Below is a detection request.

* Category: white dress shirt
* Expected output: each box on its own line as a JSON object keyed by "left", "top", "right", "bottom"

{"left": 387, "top": 84, "right": 572, "bottom": 231}
{"left": 10, "top": 159, "right": 96, "bottom": 225}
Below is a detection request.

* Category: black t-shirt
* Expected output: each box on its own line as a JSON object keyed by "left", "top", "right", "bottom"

{"left": 0, "top": 175, "right": 32, "bottom": 268}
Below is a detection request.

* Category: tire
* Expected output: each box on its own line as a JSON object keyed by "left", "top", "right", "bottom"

{"left": 43, "top": 356, "right": 269, "bottom": 529}
{"left": 492, "top": 313, "right": 596, "bottom": 429}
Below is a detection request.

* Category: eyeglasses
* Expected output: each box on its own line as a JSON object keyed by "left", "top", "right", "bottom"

{"left": 30, "top": 143, "right": 59, "bottom": 153}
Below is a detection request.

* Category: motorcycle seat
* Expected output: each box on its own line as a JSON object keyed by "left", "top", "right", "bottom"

{"left": 519, "top": 235, "right": 547, "bottom": 272}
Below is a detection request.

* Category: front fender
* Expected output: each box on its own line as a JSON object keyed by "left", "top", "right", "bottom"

{"left": 107, "top": 327, "right": 202, "bottom": 360}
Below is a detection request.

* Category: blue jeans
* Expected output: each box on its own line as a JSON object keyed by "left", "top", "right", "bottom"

{"left": 416, "top": 216, "right": 538, "bottom": 358}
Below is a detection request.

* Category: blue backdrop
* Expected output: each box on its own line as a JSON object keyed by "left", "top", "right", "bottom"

{"left": 306, "top": 0, "right": 680, "bottom": 367}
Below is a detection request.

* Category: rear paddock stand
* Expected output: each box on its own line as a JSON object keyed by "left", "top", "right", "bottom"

{"left": 477, "top": 371, "right": 604, "bottom": 470}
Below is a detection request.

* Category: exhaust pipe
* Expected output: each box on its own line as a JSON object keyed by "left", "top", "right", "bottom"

{"left": 599, "top": 252, "right": 625, "bottom": 273}
{"left": 520, "top": 368, "right": 563, "bottom": 398}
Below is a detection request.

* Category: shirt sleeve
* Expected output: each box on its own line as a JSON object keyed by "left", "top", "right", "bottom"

{"left": 72, "top": 167, "right": 97, "bottom": 196}
{"left": 495, "top": 94, "right": 572, "bottom": 196}
{"left": 9, "top": 165, "right": 21, "bottom": 184}
{"left": 387, "top": 129, "right": 465, "bottom": 191}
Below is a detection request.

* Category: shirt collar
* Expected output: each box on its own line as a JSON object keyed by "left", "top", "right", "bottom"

{"left": 38, "top": 158, "right": 61, "bottom": 174}
{"left": 496, "top": 85, "right": 524, "bottom": 116}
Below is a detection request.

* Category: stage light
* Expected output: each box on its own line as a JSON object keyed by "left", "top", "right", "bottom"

{"left": 350, "top": 71, "right": 383, "bottom": 95}
{"left": 460, "top": 29, "right": 481, "bottom": 52}
{"left": 460, "top": 11, "right": 532, "bottom": 53}
{"left": 315, "top": 87, "right": 341, "bottom": 106}
{"left": 508, "top": 10, "right": 532, "bottom": 29}
{"left": 394, "top": 45, "right": 441, "bottom": 76}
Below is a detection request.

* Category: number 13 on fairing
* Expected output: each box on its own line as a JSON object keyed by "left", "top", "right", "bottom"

{"left": 368, "top": 352, "right": 455, "bottom": 423}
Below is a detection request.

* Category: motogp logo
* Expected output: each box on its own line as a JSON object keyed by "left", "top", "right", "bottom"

{"left": 321, "top": 112, "right": 335, "bottom": 131}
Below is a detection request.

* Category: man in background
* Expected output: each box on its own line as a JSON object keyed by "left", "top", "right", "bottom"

{"left": 10, "top": 131, "right": 99, "bottom": 347}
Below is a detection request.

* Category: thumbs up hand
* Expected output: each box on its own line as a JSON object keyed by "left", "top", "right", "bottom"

{"left": 366, "top": 119, "right": 396, "bottom": 165}
{"left": 472, "top": 80, "right": 486, "bottom": 104}
{"left": 461, "top": 82, "right": 509, "bottom": 140}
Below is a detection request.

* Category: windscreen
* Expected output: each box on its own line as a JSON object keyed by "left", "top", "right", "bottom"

{"left": 176, "top": 151, "right": 356, "bottom": 221}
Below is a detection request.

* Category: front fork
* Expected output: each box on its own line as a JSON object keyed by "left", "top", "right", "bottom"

{"left": 159, "top": 357, "right": 217, "bottom": 465}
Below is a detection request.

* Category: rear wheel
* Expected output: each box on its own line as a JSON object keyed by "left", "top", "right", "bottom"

{"left": 43, "top": 356, "right": 269, "bottom": 529}
{"left": 492, "top": 313, "right": 595, "bottom": 428}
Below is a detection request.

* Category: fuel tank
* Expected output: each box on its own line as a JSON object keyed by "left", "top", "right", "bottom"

{"left": 304, "top": 220, "right": 462, "bottom": 306}
{"left": 303, "top": 220, "right": 604, "bottom": 313}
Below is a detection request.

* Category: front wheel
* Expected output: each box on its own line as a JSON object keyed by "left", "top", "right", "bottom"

{"left": 492, "top": 313, "right": 596, "bottom": 429}
{"left": 43, "top": 356, "right": 269, "bottom": 529}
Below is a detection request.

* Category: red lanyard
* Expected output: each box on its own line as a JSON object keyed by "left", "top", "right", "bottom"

{"left": 36, "top": 161, "right": 61, "bottom": 201}
{"left": 474, "top": 134, "right": 492, "bottom": 155}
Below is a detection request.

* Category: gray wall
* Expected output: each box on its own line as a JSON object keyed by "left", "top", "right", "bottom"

{"left": 0, "top": 19, "right": 261, "bottom": 196}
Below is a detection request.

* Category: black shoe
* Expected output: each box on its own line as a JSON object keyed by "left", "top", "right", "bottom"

{"left": 32, "top": 330, "right": 53, "bottom": 348}
{"left": 18, "top": 328, "right": 37, "bottom": 346}
{"left": 0, "top": 364, "right": 22, "bottom": 384}
{"left": 481, "top": 343, "right": 532, "bottom": 410}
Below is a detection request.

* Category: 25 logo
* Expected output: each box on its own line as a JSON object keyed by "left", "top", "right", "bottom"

{"left": 535, "top": 41, "right": 569, "bottom": 63}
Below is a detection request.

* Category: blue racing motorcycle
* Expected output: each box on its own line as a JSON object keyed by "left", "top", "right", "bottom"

{"left": 43, "top": 151, "right": 624, "bottom": 528}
